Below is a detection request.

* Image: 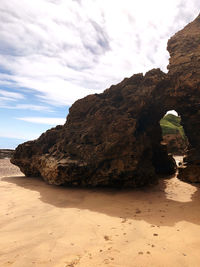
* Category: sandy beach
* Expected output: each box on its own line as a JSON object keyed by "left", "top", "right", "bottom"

{"left": 0, "top": 157, "right": 200, "bottom": 267}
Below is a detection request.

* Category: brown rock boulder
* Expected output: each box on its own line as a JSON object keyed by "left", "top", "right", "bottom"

{"left": 11, "top": 14, "right": 200, "bottom": 186}
{"left": 167, "top": 14, "right": 200, "bottom": 182}
{"left": 11, "top": 69, "right": 176, "bottom": 187}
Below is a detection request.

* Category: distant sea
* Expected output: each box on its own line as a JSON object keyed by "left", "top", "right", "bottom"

{"left": 0, "top": 137, "right": 26, "bottom": 149}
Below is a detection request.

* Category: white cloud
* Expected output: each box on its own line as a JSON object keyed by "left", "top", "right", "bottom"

{"left": 166, "top": 110, "right": 179, "bottom": 116}
{"left": 17, "top": 117, "right": 66, "bottom": 125}
{"left": 0, "top": 0, "right": 200, "bottom": 106}
{"left": 2, "top": 103, "right": 53, "bottom": 112}
{"left": 0, "top": 89, "right": 24, "bottom": 100}
{"left": 0, "top": 89, "right": 25, "bottom": 106}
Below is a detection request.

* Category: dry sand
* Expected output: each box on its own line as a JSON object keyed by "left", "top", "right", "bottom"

{"left": 0, "top": 157, "right": 200, "bottom": 267}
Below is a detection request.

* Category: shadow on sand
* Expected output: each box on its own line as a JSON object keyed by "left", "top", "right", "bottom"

{"left": 2, "top": 174, "right": 200, "bottom": 227}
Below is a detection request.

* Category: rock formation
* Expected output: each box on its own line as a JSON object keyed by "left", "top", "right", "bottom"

{"left": 167, "top": 14, "right": 200, "bottom": 182}
{"left": 162, "top": 133, "right": 188, "bottom": 155}
{"left": 11, "top": 14, "right": 200, "bottom": 186}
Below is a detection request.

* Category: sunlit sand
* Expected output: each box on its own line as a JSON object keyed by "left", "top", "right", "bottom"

{"left": 0, "top": 158, "right": 200, "bottom": 267}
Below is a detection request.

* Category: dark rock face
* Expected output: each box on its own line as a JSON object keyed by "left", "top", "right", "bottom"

{"left": 11, "top": 14, "right": 200, "bottom": 185}
{"left": 167, "top": 14, "right": 200, "bottom": 182}
{"left": 162, "top": 134, "right": 188, "bottom": 155}
{"left": 11, "top": 70, "right": 176, "bottom": 187}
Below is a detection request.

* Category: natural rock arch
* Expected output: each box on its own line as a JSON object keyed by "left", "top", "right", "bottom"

{"left": 11, "top": 14, "right": 200, "bottom": 186}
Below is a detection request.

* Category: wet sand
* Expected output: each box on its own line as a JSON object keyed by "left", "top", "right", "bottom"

{"left": 0, "top": 157, "right": 200, "bottom": 267}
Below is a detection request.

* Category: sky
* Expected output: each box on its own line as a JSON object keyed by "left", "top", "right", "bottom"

{"left": 0, "top": 0, "right": 200, "bottom": 148}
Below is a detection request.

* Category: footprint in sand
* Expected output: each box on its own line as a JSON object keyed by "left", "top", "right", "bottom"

{"left": 147, "top": 243, "right": 155, "bottom": 247}
{"left": 138, "top": 251, "right": 143, "bottom": 255}
{"left": 103, "top": 259, "right": 110, "bottom": 264}
{"left": 87, "top": 253, "right": 92, "bottom": 260}
{"left": 159, "top": 209, "right": 165, "bottom": 213}
{"left": 6, "top": 261, "right": 14, "bottom": 265}
{"left": 65, "top": 255, "right": 81, "bottom": 266}
{"left": 135, "top": 208, "right": 141, "bottom": 214}
{"left": 104, "top": 235, "right": 111, "bottom": 241}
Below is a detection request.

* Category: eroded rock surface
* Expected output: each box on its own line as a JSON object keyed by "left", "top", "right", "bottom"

{"left": 11, "top": 69, "right": 176, "bottom": 187}
{"left": 11, "top": 14, "right": 200, "bottom": 185}
{"left": 162, "top": 134, "right": 188, "bottom": 155}
{"left": 167, "top": 14, "right": 200, "bottom": 182}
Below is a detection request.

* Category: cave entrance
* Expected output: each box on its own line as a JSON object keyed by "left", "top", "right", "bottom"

{"left": 159, "top": 110, "right": 188, "bottom": 167}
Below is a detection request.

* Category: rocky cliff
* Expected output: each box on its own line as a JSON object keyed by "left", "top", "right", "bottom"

{"left": 167, "top": 14, "right": 200, "bottom": 182}
{"left": 11, "top": 14, "right": 200, "bottom": 186}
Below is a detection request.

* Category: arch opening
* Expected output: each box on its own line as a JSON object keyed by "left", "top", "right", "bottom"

{"left": 160, "top": 110, "right": 188, "bottom": 158}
